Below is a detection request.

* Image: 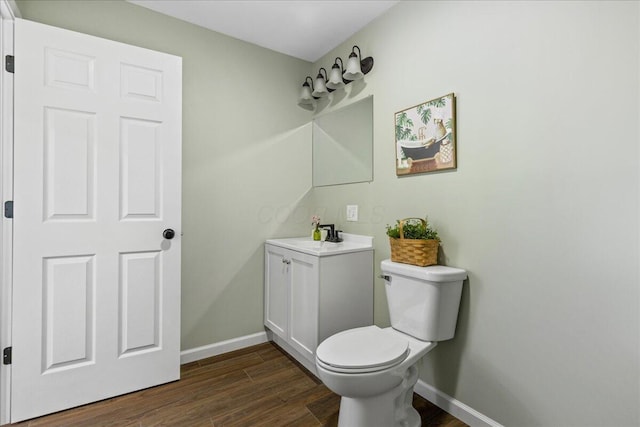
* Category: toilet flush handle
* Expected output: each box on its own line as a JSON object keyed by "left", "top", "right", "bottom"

{"left": 378, "top": 274, "right": 390, "bottom": 282}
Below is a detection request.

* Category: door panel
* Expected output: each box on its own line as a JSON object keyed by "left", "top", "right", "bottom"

{"left": 120, "top": 118, "right": 162, "bottom": 219}
{"left": 11, "top": 18, "right": 182, "bottom": 422}
{"left": 264, "top": 245, "right": 288, "bottom": 338}
{"left": 289, "top": 253, "right": 318, "bottom": 360}
{"left": 119, "top": 251, "right": 161, "bottom": 355}
{"left": 43, "top": 255, "right": 95, "bottom": 371}
{"left": 45, "top": 47, "right": 95, "bottom": 91}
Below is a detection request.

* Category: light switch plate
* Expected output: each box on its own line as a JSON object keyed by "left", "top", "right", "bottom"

{"left": 346, "top": 205, "right": 358, "bottom": 222}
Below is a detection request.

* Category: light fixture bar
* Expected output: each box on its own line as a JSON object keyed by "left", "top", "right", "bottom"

{"left": 296, "top": 45, "right": 374, "bottom": 108}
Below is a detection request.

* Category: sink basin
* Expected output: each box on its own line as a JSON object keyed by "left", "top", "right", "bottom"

{"left": 290, "top": 240, "right": 326, "bottom": 249}
{"left": 266, "top": 233, "right": 373, "bottom": 256}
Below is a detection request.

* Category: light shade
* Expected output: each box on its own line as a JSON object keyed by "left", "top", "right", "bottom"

{"left": 343, "top": 51, "right": 364, "bottom": 81}
{"left": 298, "top": 77, "right": 315, "bottom": 106}
{"left": 311, "top": 68, "right": 330, "bottom": 98}
{"left": 326, "top": 58, "right": 345, "bottom": 90}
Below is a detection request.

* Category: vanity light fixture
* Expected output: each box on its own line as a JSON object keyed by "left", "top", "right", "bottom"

{"left": 298, "top": 76, "right": 317, "bottom": 106}
{"left": 312, "top": 68, "right": 332, "bottom": 98}
{"left": 326, "top": 57, "right": 346, "bottom": 90}
{"left": 297, "top": 45, "right": 374, "bottom": 107}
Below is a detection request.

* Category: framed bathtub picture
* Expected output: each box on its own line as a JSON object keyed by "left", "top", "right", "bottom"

{"left": 395, "top": 93, "right": 457, "bottom": 176}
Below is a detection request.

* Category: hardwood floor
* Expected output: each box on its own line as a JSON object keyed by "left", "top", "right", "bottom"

{"left": 9, "top": 342, "right": 468, "bottom": 427}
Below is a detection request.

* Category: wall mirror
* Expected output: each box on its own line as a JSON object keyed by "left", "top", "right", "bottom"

{"left": 312, "top": 96, "right": 373, "bottom": 187}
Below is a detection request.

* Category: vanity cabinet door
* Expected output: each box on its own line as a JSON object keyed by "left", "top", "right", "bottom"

{"left": 288, "top": 251, "right": 319, "bottom": 362}
{"left": 264, "top": 244, "right": 288, "bottom": 339}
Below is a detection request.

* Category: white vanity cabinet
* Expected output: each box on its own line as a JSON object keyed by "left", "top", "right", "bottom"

{"left": 264, "top": 235, "right": 374, "bottom": 373}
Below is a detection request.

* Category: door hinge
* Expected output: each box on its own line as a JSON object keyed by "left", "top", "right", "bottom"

{"left": 3, "top": 347, "right": 11, "bottom": 365}
{"left": 5, "top": 55, "right": 13, "bottom": 73}
{"left": 4, "top": 201, "right": 13, "bottom": 218}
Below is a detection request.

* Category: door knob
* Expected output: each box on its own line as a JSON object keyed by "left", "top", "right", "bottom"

{"left": 163, "top": 229, "right": 176, "bottom": 240}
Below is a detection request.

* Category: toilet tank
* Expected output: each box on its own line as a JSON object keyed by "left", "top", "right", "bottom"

{"left": 380, "top": 259, "right": 466, "bottom": 342}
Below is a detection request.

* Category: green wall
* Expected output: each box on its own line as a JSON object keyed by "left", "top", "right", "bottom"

{"left": 16, "top": 0, "right": 314, "bottom": 349}
{"left": 310, "top": 1, "right": 639, "bottom": 426}
{"left": 16, "top": 1, "right": 640, "bottom": 426}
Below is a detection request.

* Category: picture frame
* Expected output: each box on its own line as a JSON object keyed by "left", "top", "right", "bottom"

{"left": 394, "top": 93, "right": 456, "bottom": 176}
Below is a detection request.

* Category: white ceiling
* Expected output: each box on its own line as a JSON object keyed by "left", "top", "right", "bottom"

{"left": 128, "top": 0, "right": 398, "bottom": 62}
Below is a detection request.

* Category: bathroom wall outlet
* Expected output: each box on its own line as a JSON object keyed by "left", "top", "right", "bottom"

{"left": 346, "top": 205, "right": 358, "bottom": 222}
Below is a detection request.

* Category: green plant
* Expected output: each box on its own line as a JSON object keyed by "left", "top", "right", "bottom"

{"left": 386, "top": 217, "right": 441, "bottom": 242}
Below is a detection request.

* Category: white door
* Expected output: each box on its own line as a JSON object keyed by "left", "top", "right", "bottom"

{"left": 11, "top": 18, "right": 182, "bottom": 422}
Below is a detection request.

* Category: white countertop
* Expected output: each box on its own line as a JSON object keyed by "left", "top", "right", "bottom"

{"left": 266, "top": 233, "right": 373, "bottom": 257}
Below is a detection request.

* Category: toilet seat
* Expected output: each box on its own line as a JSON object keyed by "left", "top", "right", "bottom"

{"left": 316, "top": 326, "right": 409, "bottom": 374}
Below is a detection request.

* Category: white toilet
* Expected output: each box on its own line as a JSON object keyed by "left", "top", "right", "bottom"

{"left": 315, "top": 259, "right": 467, "bottom": 427}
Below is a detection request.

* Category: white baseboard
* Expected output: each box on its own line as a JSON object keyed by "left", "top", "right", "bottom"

{"left": 414, "top": 380, "right": 503, "bottom": 427}
{"left": 180, "top": 331, "right": 269, "bottom": 365}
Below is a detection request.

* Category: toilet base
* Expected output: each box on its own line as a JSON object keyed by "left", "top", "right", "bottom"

{"left": 337, "top": 365, "right": 420, "bottom": 427}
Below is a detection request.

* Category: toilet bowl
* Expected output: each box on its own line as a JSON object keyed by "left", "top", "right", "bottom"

{"left": 316, "top": 326, "right": 436, "bottom": 427}
{"left": 315, "top": 260, "right": 466, "bottom": 427}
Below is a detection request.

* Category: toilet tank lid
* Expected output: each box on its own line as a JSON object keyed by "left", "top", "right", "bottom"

{"left": 381, "top": 259, "right": 467, "bottom": 282}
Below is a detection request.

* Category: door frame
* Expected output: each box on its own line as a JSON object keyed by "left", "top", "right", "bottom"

{"left": 0, "top": 0, "right": 19, "bottom": 424}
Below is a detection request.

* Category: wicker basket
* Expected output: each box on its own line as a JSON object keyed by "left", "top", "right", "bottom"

{"left": 389, "top": 218, "right": 439, "bottom": 266}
